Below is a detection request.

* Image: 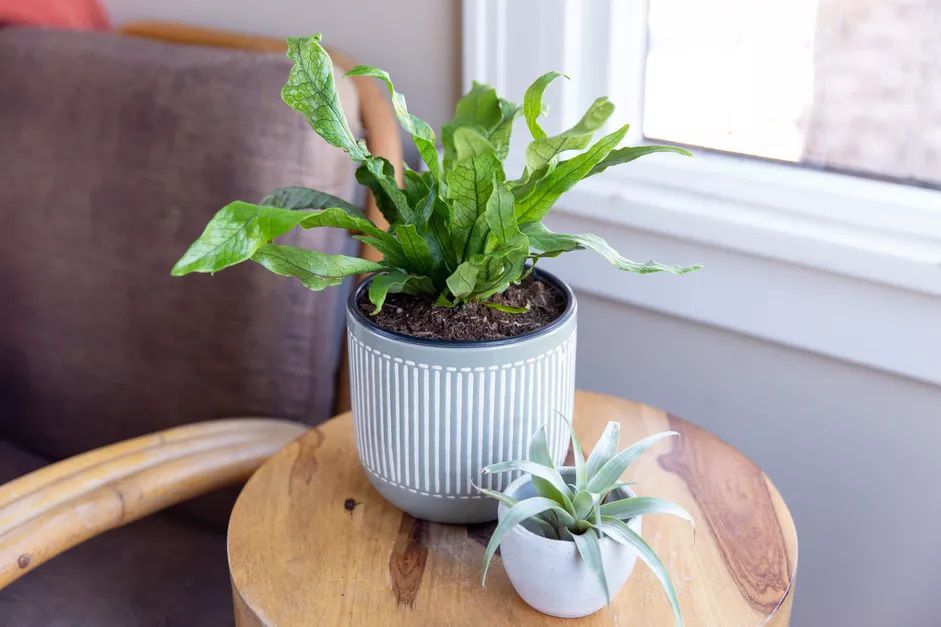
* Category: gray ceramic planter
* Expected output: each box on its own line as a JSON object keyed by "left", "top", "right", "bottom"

{"left": 346, "top": 269, "right": 577, "bottom": 523}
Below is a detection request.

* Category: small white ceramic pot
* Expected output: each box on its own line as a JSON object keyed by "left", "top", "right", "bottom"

{"left": 497, "top": 469, "right": 643, "bottom": 618}
{"left": 347, "top": 269, "right": 577, "bottom": 524}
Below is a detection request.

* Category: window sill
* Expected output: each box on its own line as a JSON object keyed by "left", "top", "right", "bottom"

{"left": 553, "top": 153, "right": 941, "bottom": 298}
{"left": 530, "top": 155, "right": 941, "bottom": 386}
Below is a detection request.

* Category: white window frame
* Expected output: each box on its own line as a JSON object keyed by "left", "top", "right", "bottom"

{"left": 463, "top": 0, "right": 941, "bottom": 385}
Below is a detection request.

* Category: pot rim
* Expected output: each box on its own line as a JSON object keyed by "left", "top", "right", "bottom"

{"left": 497, "top": 467, "right": 641, "bottom": 547}
{"left": 346, "top": 267, "right": 576, "bottom": 348}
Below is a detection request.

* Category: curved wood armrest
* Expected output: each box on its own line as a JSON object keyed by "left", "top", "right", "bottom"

{"left": 0, "top": 419, "right": 306, "bottom": 590}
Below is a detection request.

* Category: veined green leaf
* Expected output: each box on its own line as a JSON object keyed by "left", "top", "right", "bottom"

{"left": 588, "top": 144, "right": 693, "bottom": 177}
{"left": 295, "top": 206, "right": 391, "bottom": 237}
{"left": 586, "top": 421, "right": 621, "bottom": 481}
{"left": 483, "top": 459, "right": 575, "bottom": 515}
{"left": 482, "top": 301, "right": 529, "bottom": 314}
{"left": 445, "top": 261, "right": 479, "bottom": 299}
{"left": 571, "top": 530, "right": 611, "bottom": 604}
{"left": 453, "top": 81, "right": 502, "bottom": 126}
{"left": 489, "top": 98, "right": 521, "bottom": 159}
{"left": 600, "top": 496, "right": 694, "bottom": 527}
{"left": 453, "top": 127, "right": 496, "bottom": 161}
{"left": 412, "top": 185, "right": 437, "bottom": 231}
{"left": 346, "top": 65, "right": 442, "bottom": 180}
{"left": 402, "top": 166, "right": 432, "bottom": 207}
{"left": 457, "top": 240, "right": 529, "bottom": 302}
{"left": 433, "top": 292, "right": 455, "bottom": 308}
{"left": 524, "top": 97, "right": 615, "bottom": 173}
{"left": 515, "top": 124, "right": 629, "bottom": 224}
{"left": 395, "top": 224, "right": 436, "bottom": 277}
{"left": 251, "top": 244, "right": 383, "bottom": 290}
{"left": 523, "top": 71, "right": 567, "bottom": 140}
{"left": 569, "top": 97, "right": 617, "bottom": 135}
{"left": 464, "top": 213, "right": 492, "bottom": 261}
{"left": 446, "top": 152, "right": 503, "bottom": 261}
{"left": 282, "top": 35, "right": 368, "bottom": 161}
{"left": 352, "top": 235, "right": 409, "bottom": 268}
{"left": 482, "top": 497, "right": 576, "bottom": 585}
{"left": 172, "top": 201, "right": 305, "bottom": 276}
{"left": 259, "top": 186, "right": 364, "bottom": 217}
{"left": 428, "top": 197, "right": 457, "bottom": 271}
{"left": 483, "top": 177, "right": 521, "bottom": 249}
{"left": 366, "top": 269, "right": 433, "bottom": 313}
{"left": 356, "top": 157, "right": 413, "bottom": 226}
{"left": 442, "top": 82, "right": 518, "bottom": 169}
{"left": 598, "top": 516, "right": 685, "bottom": 627}
{"left": 523, "top": 222, "right": 702, "bottom": 275}
{"left": 400, "top": 275, "right": 436, "bottom": 295}
{"left": 171, "top": 201, "right": 388, "bottom": 276}
{"left": 587, "top": 431, "right": 679, "bottom": 493}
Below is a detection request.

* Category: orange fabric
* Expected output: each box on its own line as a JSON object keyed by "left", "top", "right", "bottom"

{"left": 0, "top": 0, "right": 109, "bottom": 29}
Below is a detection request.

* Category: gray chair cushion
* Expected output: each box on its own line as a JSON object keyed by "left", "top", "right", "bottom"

{"left": 0, "top": 512, "right": 232, "bottom": 627}
{"left": 0, "top": 27, "right": 361, "bottom": 459}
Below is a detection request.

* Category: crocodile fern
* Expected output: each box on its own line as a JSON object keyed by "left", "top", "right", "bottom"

{"left": 171, "top": 33, "right": 699, "bottom": 312}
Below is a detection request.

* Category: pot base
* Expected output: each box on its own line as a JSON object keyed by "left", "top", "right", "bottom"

{"left": 363, "top": 467, "right": 498, "bottom": 524}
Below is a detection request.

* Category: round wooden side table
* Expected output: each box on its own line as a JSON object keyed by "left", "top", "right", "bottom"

{"left": 227, "top": 391, "right": 797, "bottom": 626}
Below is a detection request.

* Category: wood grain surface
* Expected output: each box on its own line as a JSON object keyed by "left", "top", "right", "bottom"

{"left": 0, "top": 419, "right": 306, "bottom": 589}
{"left": 227, "top": 391, "right": 797, "bottom": 626}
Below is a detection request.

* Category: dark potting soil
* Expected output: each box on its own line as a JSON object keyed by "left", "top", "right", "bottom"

{"left": 357, "top": 277, "right": 567, "bottom": 342}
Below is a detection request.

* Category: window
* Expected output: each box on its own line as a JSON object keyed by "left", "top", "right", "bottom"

{"left": 642, "top": 0, "right": 941, "bottom": 189}
{"left": 462, "top": 0, "right": 941, "bottom": 385}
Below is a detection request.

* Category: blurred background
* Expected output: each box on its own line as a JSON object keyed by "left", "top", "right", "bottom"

{"left": 2, "top": 0, "right": 939, "bottom": 625}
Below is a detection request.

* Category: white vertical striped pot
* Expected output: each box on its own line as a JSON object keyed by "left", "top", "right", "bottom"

{"left": 346, "top": 269, "right": 577, "bottom": 524}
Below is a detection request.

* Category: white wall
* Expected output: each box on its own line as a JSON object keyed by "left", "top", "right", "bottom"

{"left": 568, "top": 291, "right": 941, "bottom": 627}
{"left": 101, "top": 0, "right": 461, "bottom": 161}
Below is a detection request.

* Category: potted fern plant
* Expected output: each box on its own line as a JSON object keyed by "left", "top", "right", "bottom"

{"left": 479, "top": 419, "right": 693, "bottom": 622}
{"left": 171, "top": 34, "right": 699, "bottom": 524}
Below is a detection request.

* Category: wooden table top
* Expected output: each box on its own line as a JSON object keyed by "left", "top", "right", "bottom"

{"left": 227, "top": 391, "right": 797, "bottom": 626}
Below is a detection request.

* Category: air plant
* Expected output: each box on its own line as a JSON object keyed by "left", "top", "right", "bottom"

{"left": 478, "top": 418, "right": 694, "bottom": 625}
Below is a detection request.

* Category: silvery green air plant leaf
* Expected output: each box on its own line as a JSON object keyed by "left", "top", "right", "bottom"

{"left": 478, "top": 420, "right": 692, "bottom": 626}
{"left": 587, "top": 431, "right": 680, "bottom": 493}
{"left": 481, "top": 496, "right": 576, "bottom": 586}
{"left": 598, "top": 516, "right": 685, "bottom": 627}
{"left": 172, "top": 33, "right": 700, "bottom": 314}
{"left": 482, "top": 459, "right": 575, "bottom": 515}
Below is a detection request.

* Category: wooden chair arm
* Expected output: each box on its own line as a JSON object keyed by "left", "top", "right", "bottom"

{"left": 0, "top": 419, "right": 306, "bottom": 590}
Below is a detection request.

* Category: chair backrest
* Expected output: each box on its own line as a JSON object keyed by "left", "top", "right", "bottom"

{"left": 0, "top": 27, "right": 361, "bottom": 459}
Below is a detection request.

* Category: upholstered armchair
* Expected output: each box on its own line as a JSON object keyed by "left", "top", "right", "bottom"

{"left": 0, "top": 24, "right": 400, "bottom": 625}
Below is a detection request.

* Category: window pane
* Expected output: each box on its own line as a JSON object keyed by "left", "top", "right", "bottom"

{"left": 643, "top": 0, "right": 941, "bottom": 188}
